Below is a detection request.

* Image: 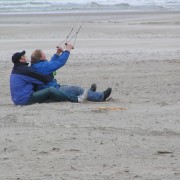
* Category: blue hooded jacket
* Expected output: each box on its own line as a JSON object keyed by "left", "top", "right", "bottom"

{"left": 31, "top": 50, "right": 70, "bottom": 90}
{"left": 10, "top": 62, "right": 53, "bottom": 105}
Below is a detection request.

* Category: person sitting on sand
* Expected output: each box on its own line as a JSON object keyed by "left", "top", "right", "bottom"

{"left": 30, "top": 43, "right": 112, "bottom": 102}
{"left": 10, "top": 50, "right": 88, "bottom": 106}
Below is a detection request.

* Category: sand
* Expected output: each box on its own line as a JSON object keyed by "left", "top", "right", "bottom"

{"left": 0, "top": 11, "right": 180, "bottom": 180}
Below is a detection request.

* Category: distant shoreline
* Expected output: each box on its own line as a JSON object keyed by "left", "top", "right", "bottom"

{"left": 0, "top": 9, "right": 180, "bottom": 16}
{"left": 0, "top": 0, "right": 180, "bottom": 16}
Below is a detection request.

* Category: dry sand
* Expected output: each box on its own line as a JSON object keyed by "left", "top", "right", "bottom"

{"left": 0, "top": 11, "right": 180, "bottom": 180}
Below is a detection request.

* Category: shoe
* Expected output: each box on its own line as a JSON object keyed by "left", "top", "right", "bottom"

{"left": 103, "top": 88, "right": 112, "bottom": 101}
{"left": 78, "top": 89, "right": 88, "bottom": 103}
{"left": 90, "top": 83, "right": 97, "bottom": 92}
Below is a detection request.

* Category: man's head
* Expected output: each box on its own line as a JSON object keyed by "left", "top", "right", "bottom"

{"left": 31, "top": 49, "right": 46, "bottom": 64}
{"left": 12, "top": 51, "right": 26, "bottom": 63}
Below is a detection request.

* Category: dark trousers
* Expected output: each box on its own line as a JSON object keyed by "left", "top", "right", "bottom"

{"left": 28, "top": 87, "right": 78, "bottom": 104}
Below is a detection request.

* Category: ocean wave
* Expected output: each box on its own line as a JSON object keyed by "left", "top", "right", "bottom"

{"left": 0, "top": 0, "right": 180, "bottom": 14}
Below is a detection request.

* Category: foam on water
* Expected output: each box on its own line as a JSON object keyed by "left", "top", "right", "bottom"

{"left": 0, "top": 0, "right": 180, "bottom": 14}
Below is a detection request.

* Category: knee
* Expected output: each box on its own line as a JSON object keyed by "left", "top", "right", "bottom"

{"left": 48, "top": 87, "right": 57, "bottom": 94}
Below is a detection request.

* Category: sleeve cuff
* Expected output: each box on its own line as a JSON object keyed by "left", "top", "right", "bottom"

{"left": 63, "top": 50, "right": 70, "bottom": 54}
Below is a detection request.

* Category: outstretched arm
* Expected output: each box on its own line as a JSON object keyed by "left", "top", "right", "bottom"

{"left": 45, "top": 44, "right": 74, "bottom": 74}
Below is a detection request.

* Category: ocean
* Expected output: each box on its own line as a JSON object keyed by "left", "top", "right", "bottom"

{"left": 0, "top": 0, "right": 180, "bottom": 14}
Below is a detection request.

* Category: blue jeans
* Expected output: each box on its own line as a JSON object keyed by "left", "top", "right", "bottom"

{"left": 59, "top": 85, "right": 104, "bottom": 102}
{"left": 28, "top": 87, "right": 78, "bottom": 104}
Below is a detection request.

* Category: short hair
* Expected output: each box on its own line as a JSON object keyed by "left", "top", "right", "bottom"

{"left": 31, "top": 49, "right": 42, "bottom": 64}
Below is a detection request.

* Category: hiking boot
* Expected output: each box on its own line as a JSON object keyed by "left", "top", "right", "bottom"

{"left": 90, "top": 83, "right": 97, "bottom": 92}
{"left": 103, "top": 88, "right": 112, "bottom": 101}
{"left": 78, "top": 89, "right": 88, "bottom": 103}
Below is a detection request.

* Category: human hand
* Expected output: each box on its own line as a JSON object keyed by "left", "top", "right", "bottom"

{"left": 65, "top": 43, "right": 74, "bottom": 51}
{"left": 56, "top": 46, "right": 63, "bottom": 55}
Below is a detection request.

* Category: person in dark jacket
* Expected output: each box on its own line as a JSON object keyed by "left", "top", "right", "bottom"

{"left": 10, "top": 50, "right": 87, "bottom": 105}
{"left": 30, "top": 44, "right": 112, "bottom": 102}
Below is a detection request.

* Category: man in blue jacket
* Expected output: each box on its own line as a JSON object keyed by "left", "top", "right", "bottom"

{"left": 30, "top": 44, "right": 112, "bottom": 102}
{"left": 10, "top": 50, "right": 87, "bottom": 105}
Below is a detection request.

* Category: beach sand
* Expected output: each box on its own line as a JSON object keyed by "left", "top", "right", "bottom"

{"left": 0, "top": 11, "right": 180, "bottom": 179}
